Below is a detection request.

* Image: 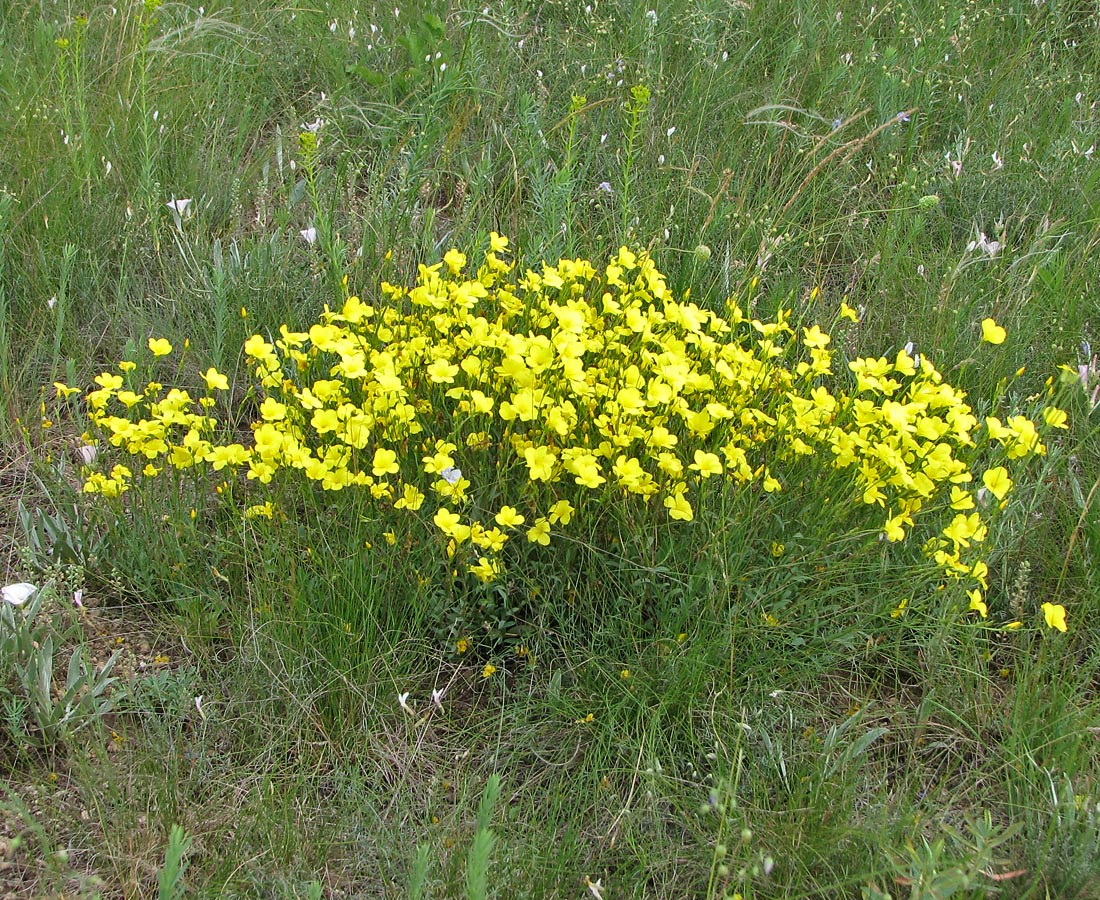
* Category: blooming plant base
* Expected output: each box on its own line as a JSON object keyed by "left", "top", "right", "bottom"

{"left": 66, "top": 236, "right": 1068, "bottom": 645}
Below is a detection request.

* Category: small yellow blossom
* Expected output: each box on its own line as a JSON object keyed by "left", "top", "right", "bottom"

{"left": 982, "top": 466, "right": 1012, "bottom": 501}
{"left": 527, "top": 518, "right": 551, "bottom": 545}
{"left": 1042, "top": 602, "right": 1068, "bottom": 632}
{"left": 495, "top": 505, "right": 525, "bottom": 528}
{"left": 1043, "top": 407, "right": 1068, "bottom": 429}
{"left": 981, "top": 318, "right": 1006, "bottom": 345}
{"left": 148, "top": 337, "right": 173, "bottom": 356}
{"left": 482, "top": 663, "right": 497, "bottom": 678}
{"left": 202, "top": 367, "right": 229, "bottom": 391}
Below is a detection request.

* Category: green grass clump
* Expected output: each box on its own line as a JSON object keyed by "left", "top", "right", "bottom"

{"left": 70, "top": 236, "right": 1064, "bottom": 659}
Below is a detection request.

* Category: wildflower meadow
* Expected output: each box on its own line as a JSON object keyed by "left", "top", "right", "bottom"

{"left": 1, "top": 0, "right": 1099, "bottom": 897}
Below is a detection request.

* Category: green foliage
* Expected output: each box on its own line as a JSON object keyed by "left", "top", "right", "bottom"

{"left": 157, "top": 823, "right": 193, "bottom": 900}
{"left": 0, "top": 0, "right": 1098, "bottom": 896}
{"left": 0, "top": 583, "right": 119, "bottom": 756}
{"left": 465, "top": 773, "right": 501, "bottom": 900}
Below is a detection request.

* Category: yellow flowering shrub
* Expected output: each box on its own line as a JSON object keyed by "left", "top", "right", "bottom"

{"left": 70, "top": 235, "right": 1067, "bottom": 630}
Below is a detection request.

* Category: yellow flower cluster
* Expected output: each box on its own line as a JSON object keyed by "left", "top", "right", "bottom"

{"left": 71, "top": 235, "right": 1065, "bottom": 625}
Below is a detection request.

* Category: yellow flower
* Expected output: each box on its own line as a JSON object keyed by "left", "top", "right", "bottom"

{"left": 394, "top": 484, "right": 425, "bottom": 511}
{"left": 548, "top": 499, "right": 575, "bottom": 525}
{"left": 495, "top": 505, "right": 525, "bottom": 528}
{"left": 443, "top": 248, "right": 467, "bottom": 274}
{"left": 949, "top": 487, "right": 974, "bottom": 510}
{"left": 981, "top": 466, "right": 1012, "bottom": 501}
{"left": 372, "top": 447, "right": 400, "bottom": 477}
{"left": 967, "top": 589, "right": 988, "bottom": 618}
{"left": 527, "top": 518, "right": 551, "bottom": 545}
{"left": 53, "top": 382, "right": 81, "bottom": 399}
{"left": 433, "top": 507, "right": 462, "bottom": 534}
{"left": 1043, "top": 406, "right": 1068, "bottom": 429}
{"left": 202, "top": 367, "right": 229, "bottom": 390}
{"left": 689, "top": 450, "right": 723, "bottom": 478}
{"left": 1041, "top": 602, "right": 1068, "bottom": 632}
{"left": 147, "top": 337, "right": 173, "bottom": 356}
{"left": 802, "top": 325, "right": 831, "bottom": 349}
{"left": 664, "top": 491, "right": 693, "bottom": 522}
{"left": 981, "top": 318, "right": 1006, "bottom": 345}
{"left": 481, "top": 663, "right": 497, "bottom": 678}
{"left": 426, "top": 359, "right": 459, "bottom": 383}
{"left": 456, "top": 637, "right": 469, "bottom": 654}
{"left": 469, "top": 556, "right": 501, "bottom": 583}
{"left": 523, "top": 445, "right": 558, "bottom": 482}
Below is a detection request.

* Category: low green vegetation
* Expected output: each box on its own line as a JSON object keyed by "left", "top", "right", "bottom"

{"left": 1, "top": 0, "right": 1099, "bottom": 897}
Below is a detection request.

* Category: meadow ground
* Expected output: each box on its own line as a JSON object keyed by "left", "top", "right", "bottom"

{"left": 1, "top": 0, "right": 1100, "bottom": 897}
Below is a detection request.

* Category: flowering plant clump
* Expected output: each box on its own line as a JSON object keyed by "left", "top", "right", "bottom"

{"left": 67, "top": 236, "right": 1068, "bottom": 630}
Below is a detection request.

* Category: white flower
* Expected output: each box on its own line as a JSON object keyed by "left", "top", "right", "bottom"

{"left": 72, "top": 589, "right": 84, "bottom": 609}
{"left": 584, "top": 877, "right": 605, "bottom": 900}
{"left": 896, "top": 111, "right": 910, "bottom": 123}
{"left": 991, "top": 150, "right": 1004, "bottom": 170}
{"left": 441, "top": 466, "right": 462, "bottom": 484}
{"left": 645, "top": 9, "right": 657, "bottom": 26}
{"left": 2, "top": 583, "right": 36, "bottom": 607}
{"left": 166, "top": 198, "right": 193, "bottom": 217}
{"left": 398, "top": 692, "right": 413, "bottom": 714}
{"left": 431, "top": 688, "right": 445, "bottom": 709}
{"left": 194, "top": 695, "right": 206, "bottom": 720}
{"left": 302, "top": 117, "right": 324, "bottom": 134}
{"left": 967, "top": 232, "right": 1001, "bottom": 257}
{"left": 299, "top": 227, "right": 317, "bottom": 245}
{"left": 666, "top": 126, "right": 676, "bottom": 138}
{"left": 76, "top": 444, "right": 97, "bottom": 465}
{"left": 596, "top": 181, "right": 613, "bottom": 193}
